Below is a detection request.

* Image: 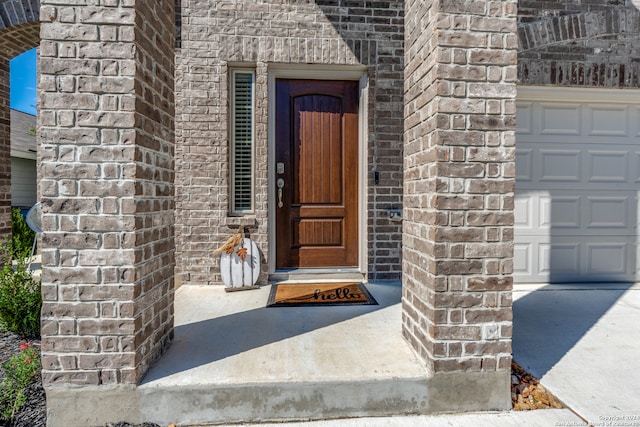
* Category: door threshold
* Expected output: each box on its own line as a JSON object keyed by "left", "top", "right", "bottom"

{"left": 270, "top": 268, "right": 366, "bottom": 284}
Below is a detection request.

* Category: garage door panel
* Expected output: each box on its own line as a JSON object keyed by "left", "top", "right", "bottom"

{"left": 586, "top": 197, "right": 629, "bottom": 229}
{"left": 588, "top": 105, "right": 629, "bottom": 136}
{"left": 587, "top": 151, "right": 628, "bottom": 182}
{"left": 540, "top": 104, "right": 581, "bottom": 135}
{"left": 540, "top": 243, "right": 580, "bottom": 276}
{"left": 514, "top": 196, "right": 533, "bottom": 229}
{"left": 517, "top": 148, "right": 634, "bottom": 189}
{"left": 540, "top": 195, "right": 581, "bottom": 229}
{"left": 512, "top": 236, "right": 634, "bottom": 282}
{"left": 515, "top": 149, "right": 533, "bottom": 181}
{"left": 586, "top": 243, "right": 629, "bottom": 275}
{"left": 519, "top": 181, "right": 637, "bottom": 191}
{"left": 516, "top": 191, "right": 636, "bottom": 235}
{"left": 516, "top": 103, "right": 533, "bottom": 134}
{"left": 539, "top": 150, "right": 581, "bottom": 182}
{"left": 635, "top": 107, "right": 640, "bottom": 136}
{"left": 514, "top": 243, "right": 533, "bottom": 277}
{"left": 633, "top": 152, "right": 640, "bottom": 183}
{"left": 513, "top": 237, "right": 545, "bottom": 282}
{"left": 545, "top": 238, "right": 633, "bottom": 283}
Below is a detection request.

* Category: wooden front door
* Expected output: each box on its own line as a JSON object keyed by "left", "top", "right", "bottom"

{"left": 275, "top": 79, "right": 359, "bottom": 269}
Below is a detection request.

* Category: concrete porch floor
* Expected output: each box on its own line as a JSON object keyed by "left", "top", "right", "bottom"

{"left": 129, "top": 282, "right": 508, "bottom": 426}
{"left": 143, "top": 282, "right": 424, "bottom": 387}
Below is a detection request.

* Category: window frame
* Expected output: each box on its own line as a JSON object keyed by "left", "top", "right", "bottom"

{"left": 229, "top": 68, "right": 256, "bottom": 215}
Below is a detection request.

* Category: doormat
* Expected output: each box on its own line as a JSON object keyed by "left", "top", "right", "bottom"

{"left": 267, "top": 283, "right": 378, "bottom": 307}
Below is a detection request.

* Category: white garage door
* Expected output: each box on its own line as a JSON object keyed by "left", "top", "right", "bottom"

{"left": 515, "top": 87, "right": 640, "bottom": 283}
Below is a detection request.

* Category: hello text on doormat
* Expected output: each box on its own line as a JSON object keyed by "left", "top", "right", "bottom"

{"left": 267, "top": 283, "right": 378, "bottom": 307}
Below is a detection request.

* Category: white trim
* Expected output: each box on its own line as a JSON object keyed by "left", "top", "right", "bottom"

{"left": 267, "top": 65, "right": 369, "bottom": 278}
{"left": 357, "top": 73, "right": 368, "bottom": 277}
{"left": 267, "top": 63, "right": 367, "bottom": 78}
{"left": 518, "top": 85, "right": 640, "bottom": 104}
{"left": 270, "top": 269, "right": 364, "bottom": 284}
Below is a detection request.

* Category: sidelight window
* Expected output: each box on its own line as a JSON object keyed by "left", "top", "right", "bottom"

{"left": 230, "top": 69, "right": 255, "bottom": 214}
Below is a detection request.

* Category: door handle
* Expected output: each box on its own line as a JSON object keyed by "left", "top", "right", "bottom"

{"left": 277, "top": 178, "right": 285, "bottom": 208}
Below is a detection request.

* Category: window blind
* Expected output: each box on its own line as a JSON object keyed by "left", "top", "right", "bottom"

{"left": 231, "top": 71, "right": 254, "bottom": 213}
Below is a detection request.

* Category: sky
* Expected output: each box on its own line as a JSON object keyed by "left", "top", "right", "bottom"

{"left": 10, "top": 48, "right": 37, "bottom": 116}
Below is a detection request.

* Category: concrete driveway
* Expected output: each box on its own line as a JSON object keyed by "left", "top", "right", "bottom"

{"left": 512, "top": 283, "right": 640, "bottom": 424}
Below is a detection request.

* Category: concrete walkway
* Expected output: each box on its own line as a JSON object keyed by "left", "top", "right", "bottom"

{"left": 229, "top": 409, "right": 582, "bottom": 426}
{"left": 513, "top": 283, "right": 640, "bottom": 425}
{"left": 142, "top": 283, "right": 639, "bottom": 426}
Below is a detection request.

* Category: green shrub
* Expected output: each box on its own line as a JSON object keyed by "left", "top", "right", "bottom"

{"left": 11, "top": 208, "right": 35, "bottom": 261}
{"left": 0, "top": 259, "right": 41, "bottom": 339}
{"left": 0, "top": 342, "right": 40, "bottom": 424}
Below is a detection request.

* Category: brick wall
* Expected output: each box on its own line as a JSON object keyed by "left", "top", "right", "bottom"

{"left": 518, "top": 0, "right": 640, "bottom": 87}
{"left": 176, "top": 0, "right": 405, "bottom": 284}
{"left": 39, "top": 0, "right": 175, "bottom": 386}
{"left": 131, "top": 0, "right": 176, "bottom": 381}
{"left": 403, "top": 0, "right": 516, "bottom": 373}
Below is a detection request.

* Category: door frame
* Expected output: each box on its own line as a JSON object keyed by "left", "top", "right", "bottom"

{"left": 267, "top": 64, "right": 369, "bottom": 278}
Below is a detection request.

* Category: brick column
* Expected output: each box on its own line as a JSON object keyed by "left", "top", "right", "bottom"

{"left": 0, "top": 57, "right": 11, "bottom": 236}
{"left": 403, "top": 0, "right": 516, "bottom": 394}
{"left": 39, "top": 0, "right": 175, "bottom": 386}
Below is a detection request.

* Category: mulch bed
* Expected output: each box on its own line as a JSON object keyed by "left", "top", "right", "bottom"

{"left": 511, "top": 359, "right": 564, "bottom": 410}
{"left": 0, "top": 331, "right": 162, "bottom": 427}
{"left": 0, "top": 331, "right": 46, "bottom": 427}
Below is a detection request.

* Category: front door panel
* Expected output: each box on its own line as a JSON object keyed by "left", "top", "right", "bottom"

{"left": 275, "top": 79, "right": 359, "bottom": 269}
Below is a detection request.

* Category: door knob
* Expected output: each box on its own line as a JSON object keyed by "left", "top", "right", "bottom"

{"left": 277, "top": 178, "right": 285, "bottom": 208}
